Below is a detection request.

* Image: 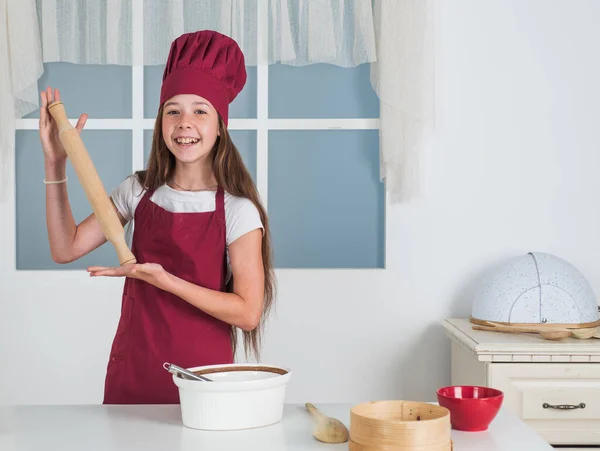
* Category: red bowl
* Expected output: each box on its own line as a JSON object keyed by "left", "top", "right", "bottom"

{"left": 437, "top": 385, "right": 503, "bottom": 431}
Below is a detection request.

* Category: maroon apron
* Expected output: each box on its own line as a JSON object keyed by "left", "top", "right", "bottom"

{"left": 103, "top": 186, "right": 233, "bottom": 404}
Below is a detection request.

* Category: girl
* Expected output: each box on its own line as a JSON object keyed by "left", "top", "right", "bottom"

{"left": 39, "top": 30, "right": 275, "bottom": 404}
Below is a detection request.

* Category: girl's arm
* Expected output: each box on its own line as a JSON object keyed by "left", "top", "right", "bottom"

{"left": 46, "top": 159, "right": 126, "bottom": 263}
{"left": 164, "top": 228, "right": 264, "bottom": 331}
{"left": 41, "top": 87, "right": 126, "bottom": 264}
{"left": 87, "top": 228, "right": 265, "bottom": 331}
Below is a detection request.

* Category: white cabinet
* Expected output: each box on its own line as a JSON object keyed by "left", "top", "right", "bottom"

{"left": 443, "top": 318, "right": 600, "bottom": 448}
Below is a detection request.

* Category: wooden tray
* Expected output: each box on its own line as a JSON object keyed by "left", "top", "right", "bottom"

{"left": 470, "top": 316, "right": 600, "bottom": 329}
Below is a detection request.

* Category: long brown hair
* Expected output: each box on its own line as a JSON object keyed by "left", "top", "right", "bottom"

{"left": 135, "top": 104, "right": 276, "bottom": 361}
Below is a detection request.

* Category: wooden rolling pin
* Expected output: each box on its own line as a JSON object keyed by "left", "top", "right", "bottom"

{"left": 47, "top": 101, "right": 136, "bottom": 266}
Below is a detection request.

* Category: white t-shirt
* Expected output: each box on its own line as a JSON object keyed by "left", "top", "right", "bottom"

{"left": 110, "top": 175, "right": 263, "bottom": 282}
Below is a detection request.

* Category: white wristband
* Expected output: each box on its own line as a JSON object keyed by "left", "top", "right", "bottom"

{"left": 44, "top": 177, "right": 68, "bottom": 184}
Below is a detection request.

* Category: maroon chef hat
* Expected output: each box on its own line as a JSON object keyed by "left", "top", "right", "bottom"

{"left": 160, "top": 30, "right": 246, "bottom": 125}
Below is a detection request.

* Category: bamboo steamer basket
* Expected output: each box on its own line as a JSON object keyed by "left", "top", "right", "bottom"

{"left": 349, "top": 401, "right": 452, "bottom": 451}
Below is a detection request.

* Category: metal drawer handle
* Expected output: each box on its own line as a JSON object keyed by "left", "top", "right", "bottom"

{"left": 542, "top": 402, "right": 586, "bottom": 410}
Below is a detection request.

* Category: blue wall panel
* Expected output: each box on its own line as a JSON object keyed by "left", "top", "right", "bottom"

{"left": 269, "top": 63, "right": 379, "bottom": 118}
{"left": 16, "top": 60, "right": 382, "bottom": 270}
{"left": 268, "top": 130, "right": 384, "bottom": 268}
{"left": 24, "top": 63, "right": 132, "bottom": 119}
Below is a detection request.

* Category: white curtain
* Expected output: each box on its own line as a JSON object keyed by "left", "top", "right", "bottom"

{"left": 268, "top": 0, "right": 377, "bottom": 67}
{"left": 0, "top": 0, "right": 43, "bottom": 202}
{"left": 37, "top": 0, "right": 132, "bottom": 64}
{"left": 143, "top": 0, "right": 377, "bottom": 67}
{"left": 1, "top": 0, "right": 434, "bottom": 203}
{"left": 144, "top": 0, "right": 258, "bottom": 65}
{"left": 370, "top": 0, "right": 435, "bottom": 204}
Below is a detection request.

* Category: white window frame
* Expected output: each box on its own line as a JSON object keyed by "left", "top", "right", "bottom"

{"left": 14, "top": 0, "right": 385, "bottom": 270}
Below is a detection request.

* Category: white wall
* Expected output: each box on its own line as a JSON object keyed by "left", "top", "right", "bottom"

{"left": 3, "top": 0, "right": 600, "bottom": 405}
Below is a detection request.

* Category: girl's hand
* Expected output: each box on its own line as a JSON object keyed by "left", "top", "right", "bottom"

{"left": 40, "top": 86, "right": 88, "bottom": 163}
{"left": 87, "top": 263, "right": 168, "bottom": 289}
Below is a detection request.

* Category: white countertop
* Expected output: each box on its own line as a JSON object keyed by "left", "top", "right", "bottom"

{"left": 444, "top": 318, "right": 600, "bottom": 362}
{"left": 0, "top": 403, "right": 553, "bottom": 450}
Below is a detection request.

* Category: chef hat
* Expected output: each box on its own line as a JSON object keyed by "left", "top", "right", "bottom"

{"left": 160, "top": 30, "right": 247, "bottom": 125}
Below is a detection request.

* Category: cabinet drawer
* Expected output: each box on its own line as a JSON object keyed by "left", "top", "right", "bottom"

{"left": 521, "top": 379, "right": 598, "bottom": 420}
{"left": 489, "top": 363, "right": 600, "bottom": 446}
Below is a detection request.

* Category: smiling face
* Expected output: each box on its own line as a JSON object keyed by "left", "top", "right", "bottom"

{"left": 161, "top": 94, "right": 220, "bottom": 164}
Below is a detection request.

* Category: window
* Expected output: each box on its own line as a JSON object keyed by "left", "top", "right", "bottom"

{"left": 15, "top": 8, "right": 383, "bottom": 270}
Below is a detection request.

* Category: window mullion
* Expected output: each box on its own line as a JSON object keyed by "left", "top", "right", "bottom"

{"left": 256, "top": 0, "right": 269, "bottom": 210}
{"left": 132, "top": 0, "right": 144, "bottom": 172}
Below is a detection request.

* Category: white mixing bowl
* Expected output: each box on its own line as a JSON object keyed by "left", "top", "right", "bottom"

{"left": 171, "top": 363, "right": 292, "bottom": 430}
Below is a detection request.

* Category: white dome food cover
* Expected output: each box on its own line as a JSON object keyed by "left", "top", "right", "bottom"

{"left": 471, "top": 252, "right": 599, "bottom": 325}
